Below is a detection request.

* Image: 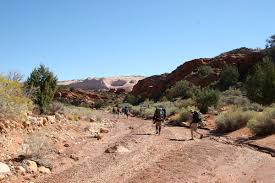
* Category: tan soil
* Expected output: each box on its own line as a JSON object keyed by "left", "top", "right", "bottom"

{"left": 22, "top": 112, "right": 275, "bottom": 183}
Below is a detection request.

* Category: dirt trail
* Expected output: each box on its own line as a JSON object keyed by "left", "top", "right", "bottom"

{"left": 37, "top": 113, "right": 275, "bottom": 183}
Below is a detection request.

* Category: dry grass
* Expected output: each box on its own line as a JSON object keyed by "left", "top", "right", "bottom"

{"left": 215, "top": 107, "right": 257, "bottom": 133}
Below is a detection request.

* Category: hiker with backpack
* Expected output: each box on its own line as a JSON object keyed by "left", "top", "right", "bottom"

{"left": 153, "top": 107, "right": 166, "bottom": 135}
{"left": 123, "top": 106, "right": 129, "bottom": 119}
{"left": 190, "top": 110, "right": 203, "bottom": 140}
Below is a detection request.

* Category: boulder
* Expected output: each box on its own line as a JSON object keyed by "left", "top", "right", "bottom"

{"left": 89, "top": 117, "right": 96, "bottom": 123}
{"left": 55, "top": 113, "right": 63, "bottom": 121}
{"left": 94, "top": 133, "right": 103, "bottom": 140}
{"left": 43, "top": 117, "right": 48, "bottom": 126}
{"left": 23, "top": 120, "right": 31, "bottom": 129}
{"left": 22, "top": 160, "right": 37, "bottom": 173}
{"left": 46, "top": 116, "right": 56, "bottom": 124}
{"left": 105, "top": 145, "right": 130, "bottom": 154}
{"left": 38, "top": 166, "right": 51, "bottom": 174}
{"left": 0, "top": 162, "right": 10, "bottom": 174}
{"left": 15, "top": 166, "right": 26, "bottom": 175}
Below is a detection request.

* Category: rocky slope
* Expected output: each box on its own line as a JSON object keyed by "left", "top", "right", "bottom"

{"left": 59, "top": 76, "right": 145, "bottom": 92}
{"left": 132, "top": 48, "right": 264, "bottom": 99}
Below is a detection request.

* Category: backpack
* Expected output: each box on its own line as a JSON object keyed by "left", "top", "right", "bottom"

{"left": 192, "top": 111, "right": 202, "bottom": 123}
{"left": 124, "top": 107, "right": 129, "bottom": 113}
{"left": 154, "top": 108, "right": 166, "bottom": 120}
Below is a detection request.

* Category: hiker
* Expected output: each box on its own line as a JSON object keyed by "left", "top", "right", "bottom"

{"left": 153, "top": 107, "right": 166, "bottom": 135}
{"left": 116, "top": 107, "right": 121, "bottom": 118}
{"left": 190, "top": 110, "right": 203, "bottom": 140}
{"left": 123, "top": 106, "right": 129, "bottom": 118}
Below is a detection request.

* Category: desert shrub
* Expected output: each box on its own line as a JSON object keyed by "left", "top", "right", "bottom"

{"left": 47, "top": 102, "right": 64, "bottom": 115}
{"left": 219, "top": 89, "right": 249, "bottom": 106}
{"left": 131, "top": 106, "right": 143, "bottom": 116}
{"left": 216, "top": 108, "right": 256, "bottom": 133}
{"left": 218, "top": 64, "right": 240, "bottom": 90}
{"left": 124, "top": 94, "right": 143, "bottom": 106}
{"left": 22, "top": 134, "right": 50, "bottom": 158}
{"left": 247, "top": 108, "right": 275, "bottom": 136}
{"left": 245, "top": 58, "right": 275, "bottom": 104}
{"left": 25, "top": 64, "right": 57, "bottom": 114}
{"left": 0, "top": 76, "right": 32, "bottom": 120}
{"left": 94, "top": 100, "right": 107, "bottom": 109}
{"left": 242, "top": 103, "right": 264, "bottom": 112}
{"left": 6, "top": 71, "right": 24, "bottom": 82}
{"left": 166, "top": 80, "right": 192, "bottom": 101}
{"left": 63, "top": 105, "right": 94, "bottom": 121}
{"left": 194, "top": 88, "right": 219, "bottom": 113}
{"left": 174, "top": 98, "right": 196, "bottom": 109}
{"left": 197, "top": 65, "right": 214, "bottom": 78}
{"left": 172, "top": 108, "right": 190, "bottom": 122}
{"left": 153, "top": 101, "right": 179, "bottom": 116}
{"left": 143, "top": 107, "right": 155, "bottom": 119}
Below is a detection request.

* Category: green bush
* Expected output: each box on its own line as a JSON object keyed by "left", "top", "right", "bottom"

{"left": 245, "top": 58, "right": 275, "bottom": 104}
{"left": 219, "top": 89, "right": 249, "bottom": 106}
{"left": 172, "top": 108, "right": 190, "bottom": 122}
{"left": 174, "top": 98, "right": 196, "bottom": 109}
{"left": 218, "top": 64, "right": 240, "bottom": 90}
{"left": 0, "top": 76, "right": 32, "bottom": 121}
{"left": 194, "top": 88, "right": 219, "bottom": 113}
{"left": 166, "top": 80, "right": 192, "bottom": 100}
{"left": 197, "top": 65, "right": 214, "bottom": 78}
{"left": 247, "top": 108, "right": 275, "bottom": 136}
{"left": 94, "top": 100, "right": 107, "bottom": 109}
{"left": 47, "top": 102, "right": 64, "bottom": 115}
{"left": 124, "top": 94, "right": 143, "bottom": 106}
{"left": 216, "top": 108, "right": 256, "bottom": 133}
{"left": 26, "top": 64, "right": 57, "bottom": 114}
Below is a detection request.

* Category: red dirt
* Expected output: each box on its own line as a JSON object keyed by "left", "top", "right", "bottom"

{"left": 29, "top": 112, "right": 275, "bottom": 183}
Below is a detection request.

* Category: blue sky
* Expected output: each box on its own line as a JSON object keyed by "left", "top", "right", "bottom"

{"left": 1, "top": 0, "right": 275, "bottom": 80}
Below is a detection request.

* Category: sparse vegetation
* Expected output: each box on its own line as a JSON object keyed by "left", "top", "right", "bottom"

{"left": 247, "top": 107, "right": 275, "bottom": 136}
{"left": 197, "top": 65, "right": 214, "bottom": 78}
{"left": 22, "top": 134, "right": 51, "bottom": 159}
{"left": 94, "top": 99, "right": 107, "bottom": 109}
{"left": 26, "top": 64, "right": 58, "bottom": 114}
{"left": 171, "top": 108, "right": 190, "bottom": 123}
{"left": 216, "top": 107, "right": 256, "bottom": 133}
{"left": 166, "top": 80, "right": 192, "bottom": 101}
{"left": 124, "top": 94, "right": 143, "bottom": 106}
{"left": 47, "top": 102, "right": 64, "bottom": 115}
{"left": 0, "top": 76, "right": 32, "bottom": 121}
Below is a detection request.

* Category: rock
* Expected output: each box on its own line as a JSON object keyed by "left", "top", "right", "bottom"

{"left": 69, "top": 154, "right": 79, "bottom": 161}
{"left": 100, "top": 128, "right": 109, "bottom": 134}
{"left": 43, "top": 118, "right": 48, "bottom": 126}
{"left": 55, "top": 113, "right": 63, "bottom": 121}
{"left": 38, "top": 166, "right": 51, "bottom": 174}
{"left": 46, "top": 116, "right": 56, "bottom": 124}
{"left": 22, "top": 160, "right": 38, "bottom": 173}
{"left": 105, "top": 145, "right": 130, "bottom": 154}
{"left": 94, "top": 133, "right": 103, "bottom": 140}
{"left": 116, "top": 145, "right": 131, "bottom": 154}
{"left": 15, "top": 166, "right": 26, "bottom": 175}
{"left": 0, "top": 174, "right": 5, "bottom": 181}
{"left": 64, "top": 143, "right": 70, "bottom": 147}
{"left": 89, "top": 117, "right": 96, "bottom": 123}
{"left": 0, "top": 162, "right": 10, "bottom": 174}
{"left": 23, "top": 120, "right": 31, "bottom": 128}
{"left": 132, "top": 48, "right": 263, "bottom": 99}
